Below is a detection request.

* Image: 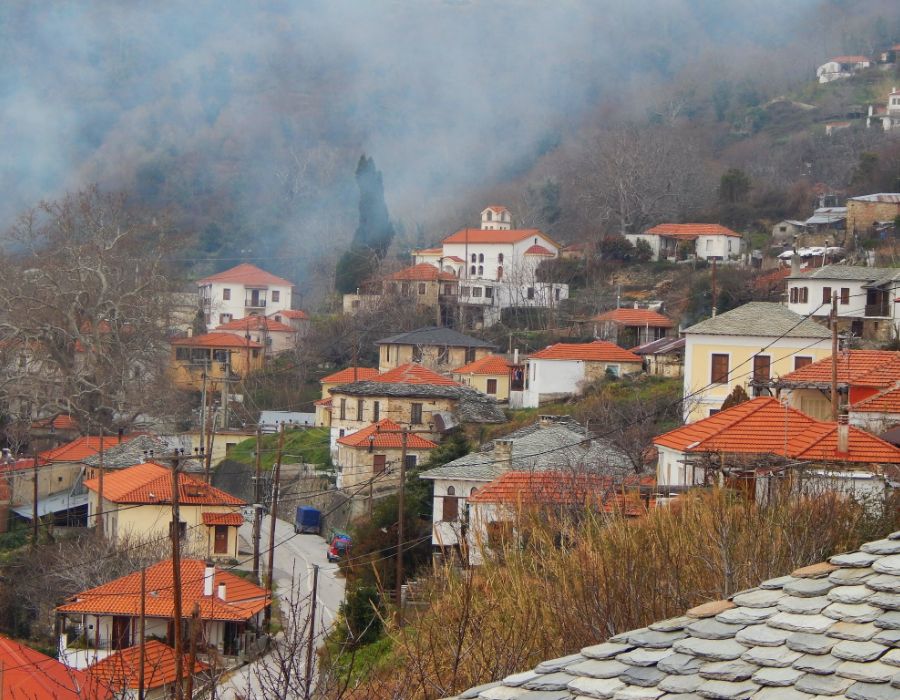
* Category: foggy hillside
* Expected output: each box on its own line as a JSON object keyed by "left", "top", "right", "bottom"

{"left": 2, "top": 0, "right": 899, "bottom": 293}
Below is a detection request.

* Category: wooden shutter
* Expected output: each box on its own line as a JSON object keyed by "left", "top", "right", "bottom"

{"left": 486, "top": 378, "right": 498, "bottom": 394}
{"left": 214, "top": 525, "right": 229, "bottom": 554}
{"left": 753, "top": 355, "right": 771, "bottom": 381}
{"left": 442, "top": 495, "right": 458, "bottom": 521}
{"left": 710, "top": 354, "right": 729, "bottom": 384}
{"left": 373, "top": 455, "right": 386, "bottom": 474}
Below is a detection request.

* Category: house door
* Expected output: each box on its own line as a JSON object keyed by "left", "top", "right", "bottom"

{"left": 112, "top": 616, "right": 131, "bottom": 650}
{"left": 373, "top": 455, "right": 386, "bottom": 474}
{"left": 214, "top": 525, "right": 229, "bottom": 554}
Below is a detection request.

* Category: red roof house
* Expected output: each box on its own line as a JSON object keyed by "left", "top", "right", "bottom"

{"left": 0, "top": 634, "right": 102, "bottom": 699}
{"left": 87, "top": 639, "right": 204, "bottom": 695}
{"left": 197, "top": 263, "right": 293, "bottom": 288}
{"left": 592, "top": 308, "right": 675, "bottom": 348}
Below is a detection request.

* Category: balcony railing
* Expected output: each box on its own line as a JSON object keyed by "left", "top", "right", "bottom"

{"left": 245, "top": 299, "right": 267, "bottom": 309}
{"left": 865, "top": 303, "right": 889, "bottom": 317}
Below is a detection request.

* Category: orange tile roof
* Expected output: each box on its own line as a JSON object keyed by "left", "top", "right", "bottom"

{"left": 31, "top": 414, "right": 78, "bottom": 432}
{"left": 88, "top": 640, "right": 204, "bottom": 690}
{"left": 202, "top": 512, "right": 244, "bottom": 526}
{"left": 484, "top": 205, "right": 509, "bottom": 213}
{"left": 321, "top": 367, "right": 379, "bottom": 384}
{"left": 84, "top": 462, "right": 245, "bottom": 506}
{"left": 213, "top": 316, "right": 295, "bottom": 333}
{"left": 270, "top": 309, "right": 309, "bottom": 320}
{"left": 529, "top": 341, "right": 643, "bottom": 363}
{"left": 57, "top": 559, "right": 270, "bottom": 621}
{"left": 778, "top": 350, "right": 900, "bottom": 388}
{"left": 452, "top": 354, "right": 514, "bottom": 375}
{"left": 468, "top": 471, "right": 653, "bottom": 515}
{"left": 830, "top": 55, "right": 870, "bottom": 63}
{"left": 442, "top": 227, "right": 560, "bottom": 247}
{"left": 414, "top": 247, "right": 442, "bottom": 255}
{"left": 646, "top": 223, "right": 741, "bottom": 238}
{"left": 0, "top": 634, "right": 98, "bottom": 699}
{"left": 655, "top": 397, "right": 900, "bottom": 463}
{"left": 197, "top": 263, "right": 294, "bottom": 288}
{"left": 314, "top": 397, "right": 332, "bottom": 407}
{"left": 40, "top": 435, "right": 136, "bottom": 463}
{"left": 592, "top": 308, "right": 675, "bottom": 328}
{"left": 374, "top": 363, "right": 460, "bottom": 386}
{"left": 850, "top": 385, "right": 900, "bottom": 414}
{"left": 524, "top": 244, "right": 555, "bottom": 256}
{"left": 385, "top": 263, "right": 458, "bottom": 282}
{"left": 337, "top": 419, "right": 439, "bottom": 449}
{"left": 171, "top": 332, "right": 262, "bottom": 349}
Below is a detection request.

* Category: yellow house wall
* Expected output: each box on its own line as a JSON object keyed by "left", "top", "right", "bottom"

{"left": 452, "top": 372, "right": 510, "bottom": 401}
{"left": 9, "top": 461, "right": 82, "bottom": 505}
{"left": 783, "top": 388, "right": 833, "bottom": 420}
{"left": 378, "top": 344, "right": 491, "bottom": 373}
{"left": 183, "top": 431, "right": 255, "bottom": 465}
{"left": 169, "top": 347, "right": 265, "bottom": 391}
{"left": 683, "top": 334, "right": 831, "bottom": 423}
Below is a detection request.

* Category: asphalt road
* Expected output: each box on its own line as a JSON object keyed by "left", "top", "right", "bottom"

{"left": 218, "top": 516, "right": 346, "bottom": 699}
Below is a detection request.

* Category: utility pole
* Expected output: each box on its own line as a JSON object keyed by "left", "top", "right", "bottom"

{"left": 199, "top": 368, "right": 208, "bottom": 456}
{"left": 138, "top": 567, "right": 146, "bottom": 700}
{"left": 186, "top": 602, "right": 200, "bottom": 699}
{"left": 395, "top": 427, "right": 408, "bottom": 625}
{"left": 304, "top": 564, "right": 320, "bottom": 700}
{"left": 97, "top": 428, "right": 105, "bottom": 538}
{"left": 168, "top": 450, "right": 194, "bottom": 700}
{"left": 831, "top": 291, "right": 839, "bottom": 421}
{"left": 205, "top": 411, "right": 218, "bottom": 484}
{"left": 252, "top": 427, "right": 262, "bottom": 583}
{"left": 31, "top": 447, "right": 39, "bottom": 547}
{"left": 264, "top": 424, "right": 286, "bottom": 630}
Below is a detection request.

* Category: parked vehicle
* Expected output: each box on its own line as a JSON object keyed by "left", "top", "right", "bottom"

{"left": 327, "top": 531, "right": 352, "bottom": 562}
{"left": 294, "top": 506, "right": 322, "bottom": 534}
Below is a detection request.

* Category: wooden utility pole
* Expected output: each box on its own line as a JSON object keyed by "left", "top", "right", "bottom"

{"left": 97, "top": 428, "right": 105, "bottom": 538}
{"left": 304, "top": 564, "right": 320, "bottom": 700}
{"left": 264, "top": 425, "right": 285, "bottom": 630}
{"left": 138, "top": 567, "right": 146, "bottom": 700}
{"left": 395, "top": 427, "right": 408, "bottom": 625}
{"left": 31, "top": 448, "right": 38, "bottom": 546}
{"left": 205, "top": 411, "right": 217, "bottom": 484}
{"left": 169, "top": 451, "right": 188, "bottom": 700}
{"left": 831, "top": 291, "right": 839, "bottom": 421}
{"left": 186, "top": 602, "right": 200, "bottom": 699}
{"left": 199, "top": 368, "right": 208, "bottom": 455}
{"left": 252, "top": 426, "right": 263, "bottom": 583}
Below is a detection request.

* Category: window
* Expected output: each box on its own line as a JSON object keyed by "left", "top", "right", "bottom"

{"left": 484, "top": 286, "right": 493, "bottom": 298}
{"left": 412, "top": 346, "right": 423, "bottom": 362}
{"left": 800, "top": 287, "right": 808, "bottom": 303}
{"left": 794, "top": 356, "right": 813, "bottom": 370}
{"left": 465, "top": 347, "right": 477, "bottom": 362}
{"left": 606, "top": 364, "right": 620, "bottom": 378}
{"left": 373, "top": 401, "right": 380, "bottom": 422}
{"left": 470, "top": 265, "right": 476, "bottom": 276}
{"left": 214, "top": 525, "right": 229, "bottom": 554}
{"left": 472, "top": 287, "right": 483, "bottom": 298}
{"left": 405, "top": 455, "right": 417, "bottom": 471}
{"left": 357, "top": 399, "right": 364, "bottom": 420}
{"left": 486, "top": 378, "right": 498, "bottom": 394}
{"left": 442, "top": 490, "right": 458, "bottom": 521}
{"left": 400, "top": 282, "right": 410, "bottom": 296}
{"left": 252, "top": 349, "right": 260, "bottom": 358}
{"left": 410, "top": 403, "right": 423, "bottom": 424}
{"left": 471, "top": 253, "right": 477, "bottom": 263}
{"left": 385, "top": 346, "right": 390, "bottom": 362}
{"left": 219, "top": 313, "right": 233, "bottom": 324}
{"left": 272, "top": 291, "right": 280, "bottom": 303}
{"left": 447, "top": 486, "right": 455, "bottom": 495}
{"left": 223, "top": 288, "right": 231, "bottom": 300}
{"left": 460, "top": 286, "right": 470, "bottom": 297}
{"left": 175, "top": 347, "right": 191, "bottom": 361}
{"left": 418, "top": 282, "right": 427, "bottom": 295}
{"left": 555, "top": 288, "right": 561, "bottom": 301}
{"left": 485, "top": 210, "right": 493, "bottom": 221}
{"left": 225, "top": 442, "right": 236, "bottom": 454}
{"left": 497, "top": 266, "right": 503, "bottom": 279}
{"left": 709, "top": 409, "right": 721, "bottom": 416}
{"left": 498, "top": 253, "right": 504, "bottom": 263}
{"left": 527, "top": 287, "right": 535, "bottom": 300}
{"left": 790, "top": 287, "right": 798, "bottom": 304}
{"left": 706, "top": 240, "right": 712, "bottom": 251}
{"left": 339, "top": 398, "right": 346, "bottom": 421}
{"left": 373, "top": 455, "right": 386, "bottom": 474}
{"left": 822, "top": 287, "right": 832, "bottom": 304}
{"left": 478, "top": 253, "right": 484, "bottom": 263}
{"left": 753, "top": 355, "right": 771, "bottom": 382}
{"left": 438, "top": 346, "right": 449, "bottom": 363}
{"left": 710, "top": 353, "right": 729, "bottom": 384}
{"left": 779, "top": 225, "right": 787, "bottom": 233}
{"left": 443, "top": 284, "right": 455, "bottom": 296}
{"left": 477, "top": 265, "right": 483, "bottom": 275}
{"left": 840, "top": 288, "right": 850, "bottom": 305}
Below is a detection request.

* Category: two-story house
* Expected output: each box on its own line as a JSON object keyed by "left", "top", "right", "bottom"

{"left": 197, "top": 263, "right": 294, "bottom": 327}
{"left": 626, "top": 223, "right": 742, "bottom": 262}
{"left": 211, "top": 315, "right": 298, "bottom": 355}
{"left": 342, "top": 263, "right": 459, "bottom": 321}
{"left": 169, "top": 333, "right": 264, "bottom": 391}
{"left": 376, "top": 326, "right": 496, "bottom": 373}
{"left": 682, "top": 302, "right": 831, "bottom": 422}
{"left": 846, "top": 193, "right": 900, "bottom": 234}
{"left": 816, "top": 55, "right": 872, "bottom": 83}
{"left": 592, "top": 306, "right": 675, "bottom": 348}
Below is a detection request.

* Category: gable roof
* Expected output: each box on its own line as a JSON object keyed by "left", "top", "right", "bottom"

{"left": 655, "top": 397, "right": 900, "bottom": 463}
{"left": 321, "top": 367, "right": 380, "bottom": 384}
{"left": 269, "top": 309, "right": 309, "bottom": 320}
{"left": 790, "top": 263, "right": 900, "bottom": 282}
{"left": 778, "top": 350, "right": 900, "bottom": 389}
{"left": 81, "top": 435, "right": 203, "bottom": 472}
{"left": 57, "top": 558, "right": 269, "bottom": 621}
{"left": 0, "top": 634, "right": 97, "bottom": 699}
{"left": 442, "top": 227, "right": 560, "bottom": 248}
{"left": 851, "top": 385, "right": 900, "bottom": 414}
{"left": 197, "top": 263, "right": 293, "bottom": 288}
{"left": 170, "top": 332, "right": 263, "bottom": 349}
{"left": 213, "top": 316, "right": 295, "bottom": 333}
{"left": 87, "top": 639, "right": 203, "bottom": 691}
{"left": 849, "top": 193, "right": 900, "bottom": 203}
{"left": 529, "top": 341, "right": 642, "bottom": 363}
{"left": 646, "top": 223, "right": 741, "bottom": 238}
{"left": 384, "top": 264, "right": 458, "bottom": 282}
{"left": 682, "top": 302, "right": 831, "bottom": 338}
{"left": 83, "top": 462, "right": 245, "bottom": 505}
{"left": 31, "top": 413, "right": 78, "bottom": 432}
{"left": 593, "top": 308, "right": 675, "bottom": 328}
{"left": 375, "top": 363, "right": 460, "bottom": 386}
{"left": 524, "top": 244, "right": 555, "bottom": 256}
{"left": 828, "top": 54, "right": 872, "bottom": 63}
{"left": 41, "top": 434, "right": 137, "bottom": 463}
{"left": 452, "top": 354, "right": 515, "bottom": 375}
{"left": 445, "top": 530, "right": 900, "bottom": 700}
{"left": 376, "top": 326, "right": 496, "bottom": 349}
{"left": 630, "top": 337, "right": 685, "bottom": 356}
{"left": 337, "top": 419, "right": 439, "bottom": 450}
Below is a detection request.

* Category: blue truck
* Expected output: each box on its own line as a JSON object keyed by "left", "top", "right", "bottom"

{"left": 294, "top": 506, "right": 322, "bottom": 534}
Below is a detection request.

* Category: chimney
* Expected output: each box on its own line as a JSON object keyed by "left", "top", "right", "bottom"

{"left": 791, "top": 252, "right": 801, "bottom": 276}
{"left": 633, "top": 301, "right": 639, "bottom": 309}
{"left": 203, "top": 562, "right": 215, "bottom": 597}
{"left": 836, "top": 414, "right": 849, "bottom": 456}
{"left": 217, "top": 582, "right": 226, "bottom": 601}
{"left": 117, "top": 427, "right": 124, "bottom": 444}
{"left": 494, "top": 439, "right": 513, "bottom": 470}
{"left": 513, "top": 348, "right": 519, "bottom": 365}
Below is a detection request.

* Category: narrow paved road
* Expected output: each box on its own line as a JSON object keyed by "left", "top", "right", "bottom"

{"left": 218, "top": 516, "right": 346, "bottom": 699}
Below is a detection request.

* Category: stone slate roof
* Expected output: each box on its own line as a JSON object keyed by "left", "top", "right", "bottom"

{"left": 790, "top": 264, "right": 900, "bottom": 283}
{"left": 445, "top": 531, "right": 900, "bottom": 700}
{"left": 420, "top": 417, "right": 632, "bottom": 482}
{"left": 683, "top": 302, "right": 830, "bottom": 339}
{"left": 82, "top": 435, "right": 204, "bottom": 473}
{"left": 375, "top": 326, "right": 496, "bottom": 349}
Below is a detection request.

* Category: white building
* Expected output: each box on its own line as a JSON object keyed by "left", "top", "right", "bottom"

{"left": 867, "top": 88, "right": 900, "bottom": 131}
{"left": 197, "top": 263, "right": 294, "bottom": 327}
{"left": 626, "top": 223, "right": 742, "bottom": 262}
{"left": 816, "top": 55, "right": 872, "bottom": 83}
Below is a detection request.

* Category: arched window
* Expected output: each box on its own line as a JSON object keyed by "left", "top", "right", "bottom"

{"left": 470, "top": 487, "right": 477, "bottom": 496}
{"left": 498, "top": 253, "right": 504, "bottom": 263}
{"left": 471, "top": 253, "right": 477, "bottom": 263}
{"left": 478, "top": 253, "right": 484, "bottom": 263}
{"left": 497, "top": 266, "right": 503, "bottom": 279}
{"left": 478, "top": 265, "right": 484, "bottom": 275}
{"left": 447, "top": 486, "right": 456, "bottom": 496}
{"left": 485, "top": 210, "right": 493, "bottom": 221}
{"left": 470, "top": 265, "right": 476, "bottom": 275}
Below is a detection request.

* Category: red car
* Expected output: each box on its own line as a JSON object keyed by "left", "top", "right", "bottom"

{"left": 327, "top": 532, "right": 352, "bottom": 562}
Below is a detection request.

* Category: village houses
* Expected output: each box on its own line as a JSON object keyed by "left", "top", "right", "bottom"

{"left": 592, "top": 306, "right": 675, "bottom": 348}
{"left": 210, "top": 314, "right": 299, "bottom": 355}
{"left": 169, "top": 333, "right": 264, "bottom": 392}
{"left": 816, "top": 55, "right": 872, "bottom": 83}
{"left": 197, "top": 263, "right": 294, "bottom": 327}
{"left": 376, "top": 326, "right": 496, "bottom": 373}
{"left": 846, "top": 193, "right": 900, "bottom": 234}
{"left": 451, "top": 353, "right": 523, "bottom": 403}
{"left": 625, "top": 223, "right": 743, "bottom": 262}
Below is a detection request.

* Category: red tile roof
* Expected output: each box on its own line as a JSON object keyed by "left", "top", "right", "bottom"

{"left": 829, "top": 55, "right": 871, "bottom": 63}
{"left": 779, "top": 350, "right": 900, "bottom": 388}
{"left": 171, "top": 332, "right": 262, "bottom": 349}
{"left": 524, "top": 244, "right": 555, "bottom": 256}
{"left": 88, "top": 639, "right": 204, "bottom": 690}
{"left": 385, "top": 263, "right": 458, "bottom": 282}
{"left": 321, "top": 367, "right": 379, "bottom": 384}
{"left": 197, "top": 263, "right": 293, "bottom": 288}
{"left": 337, "top": 419, "right": 438, "bottom": 449}
{"left": 57, "top": 559, "right": 270, "bottom": 621}
{"left": 593, "top": 308, "right": 674, "bottom": 328}
{"left": 0, "top": 634, "right": 98, "bottom": 699}
{"left": 314, "top": 397, "right": 333, "bottom": 407}
{"left": 40, "top": 435, "right": 136, "bottom": 463}
{"left": 468, "top": 471, "right": 653, "bottom": 515}
{"left": 31, "top": 414, "right": 78, "bottom": 432}
{"left": 646, "top": 223, "right": 741, "bottom": 238}
{"left": 270, "top": 309, "right": 309, "bottom": 320}
{"left": 374, "top": 363, "right": 460, "bottom": 386}
{"left": 202, "top": 512, "right": 244, "bottom": 526}
{"left": 655, "top": 397, "right": 900, "bottom": 463}
{"left": 84, "top": 462, "right": 245, "bottom": 506}
{"left": 452, "top": 354, "right": 514, "bottom": 375}
{"left": 442, "top": 227, "right": 560, "bottom": 248}
{"left": 213, "top": 316, "right": 295, "bottom": 333}
{"left": 484, "top": 205, "right": 509, "bottom": 213}
{"left": 414, "top": 247, "right": 443, "bottom": 255}
{"left": 850, "top": 386, "right": 900, "bottom": 414}
{"left": 529, "top": 341, "right": 643, "bottom": 363}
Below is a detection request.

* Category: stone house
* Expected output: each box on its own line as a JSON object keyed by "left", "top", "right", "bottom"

{"left": 592, "top": 307, "right": 675, "bottom": 348}
{"left": 376, "top": 326, "right": 496, "bottom": 373}
{"left": 342, "top": 263, "right": 459, "bottom": 317}
{"left": 846, "top": 193, "right": 900, "bottom": 234}
{"left": 451, "top": 353, "right": 522, "bottom": 403}
{"left": 169, "top": 333, "right": 264, "bottom": 391}
{"left": 631, "top": 337, "right": 685, "bottom": 378}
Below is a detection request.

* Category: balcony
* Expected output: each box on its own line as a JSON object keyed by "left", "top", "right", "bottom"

{"left": 865, "top": 303, "right": 889, "bottom": 317}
